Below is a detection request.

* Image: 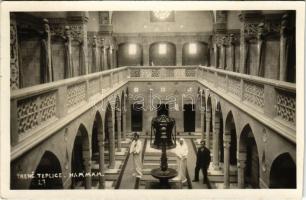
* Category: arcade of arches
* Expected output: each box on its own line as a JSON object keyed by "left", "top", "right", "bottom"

{"left": 10, "top": 11, "right": 296, "bottom": 189}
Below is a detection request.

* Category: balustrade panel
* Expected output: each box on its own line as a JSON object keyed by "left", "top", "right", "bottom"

{"left": 66, "top": 82, "right": 86, "bottom": 111}
{"left": 243, "top": 81, "right": 264, "bottom": 109}
{"left": 17, "top": 90, "right": 57, "bottom": 140}
{"left": 275, "top": 89, "right": 296, "bottom": 125}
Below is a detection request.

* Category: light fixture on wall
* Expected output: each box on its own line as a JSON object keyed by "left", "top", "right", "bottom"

{"left": 133, "top": 87, "right": 139, "bottom": 93}
{"left": 128, "top": 44, "right": 137, "bottom": 55}
{"left": 159, "top": 44, "right": 167, "bottom": 55}
{"left": 189, "top": 43, "right": 197, "bottom": 55}
{"left": 152, "top": 11, "right": 171, "bottom": 20}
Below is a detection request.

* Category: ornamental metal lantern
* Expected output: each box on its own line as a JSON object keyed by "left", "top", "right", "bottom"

{"left": 150, "top": 114, "right": 176, "bottom": 150}
{"left": 150, "top": 114, "right": 178, "bottom": 188}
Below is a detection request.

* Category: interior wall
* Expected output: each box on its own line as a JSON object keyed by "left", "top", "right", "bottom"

{"left": 118, "top": 43, "right": 143, "bottom": 66}
{"left": 112, "top": 11, "right": 214, "bottom": 33}
{"left": 51, "top": 39, "right": 65, "bottom": 81}
{"left": 87, "top": 12, "right": 100, "bottom": 32}
{"left": 149, "top": 42, "right": 176, "bottom": 66}
{"left": 182, "top": 42, "right": 208, "bottom": 66}
{"left": 227, "top": 11, "right": 241, "bottom": 30}
{"left": 19, "top": 39, "right": 41, "bottom": 87}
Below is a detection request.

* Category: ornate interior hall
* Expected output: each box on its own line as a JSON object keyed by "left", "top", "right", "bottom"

{"left": 9, "top": 10, "right": 296, "bottom": 190}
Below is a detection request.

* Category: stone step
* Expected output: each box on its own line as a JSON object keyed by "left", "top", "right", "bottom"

{"left": 143, "top": 156, "right": 177, "bottom": 161}
{"left": 144, "top": 151, "right": 177, "bottom": 157}
{"left": 140, "top": 175, "right": 181, "bottom": 183}
{"left": 143, "top": 162, "right": 177, "bottom": 169}
{"left": 208, "top": 174, "right": 238, "bottom": 183}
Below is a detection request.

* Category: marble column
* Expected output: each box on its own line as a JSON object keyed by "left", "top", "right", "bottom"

{"left": 109, "top": 46, "right": 113, "bottom": 69}
{"left": 98, "top": 132, "right": 105, "bottom": 189}
{"left": 113, "top": 48, "right": 118, "bottom": 68}
{"left": 205, "top": 108, "right": 211, "bottom": 149}
{"left": 257, "top": 22, "right": 265, "bottom": 77}
{"left": 221, "top": 37, "right": 227, "bottom": 70}
{"left": 67, "top": 12, "right": 89, "bottom": 75}
{"left": 213, "top": 42, "right": 218, "bottom": 68}
{"left": 92, "top": 35, "right": 99, "bottom": 73}
{"left": 223, "top": 132, "right": 231, "bottom": 188}
{"left": 82, "top": 143, "right": 92, "bottom": 189}
{"left": 213, "top": 111, "right": 220, "bottom": 169}
{"left": 176, "top": 42, "right": 183, "bottom": 66}
{"left": 200, "top": 110, "right": 205, "bottom": 141}
{"left": 229, "top": 34, "right": 236, "bottom": 72}
{"left": 109, "top": 110, "right": 116, "bottom": 168}
{"left": 116, "top": 110, "right": 122, "bottom": 151}
{"left": 64, "top": 26, "right": 73, "bottom": 78}
{"left": 237, "top": 152, "right": 247, "bottom": 188}
{"left": 122, "top": 97, "right": 127, "bottom": 140}
{"left": 41, "top": 18, "right": 53, "bottom": 83}
{"left": 279, "top": 14, "right": 289, "bottom": 81}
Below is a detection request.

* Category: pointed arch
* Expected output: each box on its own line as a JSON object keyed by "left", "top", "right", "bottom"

{"left": 269, "top": 152, "right": 296, "bottom": 188}
{"left": 225, "top": 111, "right": 237, "bottom": 165}
{"left": 71, "top": 123, "right": 91, "bottom": 189}
{"left": 239, "top": 124, "right": 260, "bottom": 188}
{"left": 30, "top": 151, "right": 63, "bottom": 189}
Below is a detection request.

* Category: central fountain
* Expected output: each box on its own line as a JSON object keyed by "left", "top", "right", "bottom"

{"left": 150, "top": 114, "right": 178, "bottom": 189}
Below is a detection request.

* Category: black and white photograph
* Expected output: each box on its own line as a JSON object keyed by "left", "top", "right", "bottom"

{"left": 0, "top": 1, "right": 304, "bottom": 200}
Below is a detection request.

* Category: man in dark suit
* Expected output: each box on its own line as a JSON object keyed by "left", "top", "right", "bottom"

{"left": 192, "top": 140, "right": 211, "bottom": 184}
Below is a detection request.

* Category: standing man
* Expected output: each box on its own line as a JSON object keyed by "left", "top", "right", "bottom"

{"left": 129, "top": 133, "right": 143, "bottom": 178}
{"left": 176, "top": 138, "right": 188, "bottom": 184}
{"left": 192, "top": 140, "right": 211, "bottom": 184}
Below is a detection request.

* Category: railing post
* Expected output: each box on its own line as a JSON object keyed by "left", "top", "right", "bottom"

{"left": 85, "top": 80, "right": 90, "bottom": 101}
{"left": 225, "top": 74, "right": 229, "bottom": 92}
{"left": 110, "top": 72, "right": 113, "bottom": 88}
{"left": 214, "top": 71, "right": 218, "bottom": 88}
{"left": 57, "top": 86, "right": 68, "bottom": 118}
{"left": 240, "top": 78, "right": 244, "bottom": 102}
{"left": 264, "top": 85, "right": 276, "bottom": 118}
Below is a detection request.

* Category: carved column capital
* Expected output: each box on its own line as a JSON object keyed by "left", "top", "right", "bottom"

{"left": 257, "top": 22, "right": 265, "bottom": 41}
{"left": 280, "top": 13, "right": 290, "bottom": 38}
{"left": 92, "top": 35, "right": 98, "bottom": 47}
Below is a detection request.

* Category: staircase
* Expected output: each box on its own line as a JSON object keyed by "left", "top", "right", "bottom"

{"left": 73, "top": 139, "right": 131, "bottom": 189}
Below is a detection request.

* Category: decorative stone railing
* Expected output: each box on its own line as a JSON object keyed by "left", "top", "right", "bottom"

{"left": 11, "top": 65, "right": 296, "bottom": 159}
{"left": 126, "top": 65, "right": 296, "bottom": 142}
{"left": 129, "top": 66, "right": 198, "bottom": 79}
{"left": 10, "top": 67, "right": 128, "bottom": 152}
{"left": 197, "top": 66, "right": 296, "bottom": 142}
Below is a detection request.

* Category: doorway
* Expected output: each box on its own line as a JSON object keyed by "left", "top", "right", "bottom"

{"left": 184, "top": 104, "right": 195, "bottom": 132}
{"left": 131, "top": 104, "right": 143, "bottom": 132}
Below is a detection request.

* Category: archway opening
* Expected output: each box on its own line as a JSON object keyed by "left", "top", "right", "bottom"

{"left": 184, "top": 104, "right": 195, "bottom": 132}
{"left": 225, "top": 111, "right": 237, "bottom": 166}
{"left": 131, "top": 103, "right": 143, "bottom": 132}
{"left": 182, "top": 42, "right": 208, "bottom": 66}
{"left": 269, "top": 153, "right": 296, "bottom": 188}
{"left": 118, "top": 43, "right": 143, "bottom": 67}
{"left": 216, "top": 103, "right": 224, "bottom": 164}
{"left": 149, "top": 42, "right": 176, "bottom": 66}
{"left": 239, "top": 124, "right": 259, "bottom": 188}
{"left": 71, "top": 124, "right": 90, "bottom": 189}
{"left": 30, "top": 151, "right": 63, "bottom": 189}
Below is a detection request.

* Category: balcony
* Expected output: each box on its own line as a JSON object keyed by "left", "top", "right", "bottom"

{"left": 11, "top": 66, "right": 296, "bottom": 160}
